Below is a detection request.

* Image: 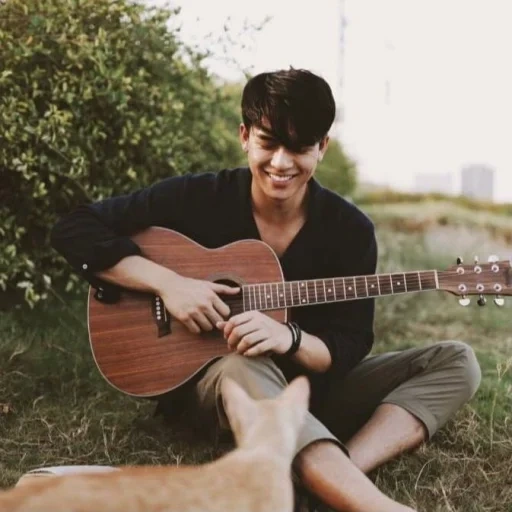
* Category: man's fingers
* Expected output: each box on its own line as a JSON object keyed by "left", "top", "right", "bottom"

{"left": 183, "top": 318, "right": 201, "bottom": 334}
{"left": 227, "top": 321, "right": 259, "bottom": 349}
{"left": 237, "top": 333, "right": 267, "bottom": 355}
{"left": 191, "top": 311, "right": 214, "bottom": 331}
{"left": 204, "top": 307, "right": 224, "bottom": 328}
{"left": 210, "top": 282, "right": 240, "bottom": 295}
{"left": 243, "top": 339, "right": 272, "bottom": 357}
{"left": 212, "top": 295, "right": 230, "bottom": 318}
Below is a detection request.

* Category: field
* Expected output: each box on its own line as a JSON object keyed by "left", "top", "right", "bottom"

{"left": 1, "top": 200, "right": 511, "bottom": 511}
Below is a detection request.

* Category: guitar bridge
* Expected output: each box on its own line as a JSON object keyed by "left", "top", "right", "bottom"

{"left": 152, "top": 295, "right": 171, "bottom": 337}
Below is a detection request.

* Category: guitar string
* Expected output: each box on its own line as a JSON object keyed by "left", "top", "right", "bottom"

{"left": 222, "top": 268, "right": 503, "bottom": 311}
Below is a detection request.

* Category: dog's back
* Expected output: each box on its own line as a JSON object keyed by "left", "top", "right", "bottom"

{"left": 0, "top": 376, "right": 310, "bottom": 512}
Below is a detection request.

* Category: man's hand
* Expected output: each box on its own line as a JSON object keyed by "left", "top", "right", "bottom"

{"left": 158, "top": 273, "right": 239, "bottom": 334}
{"left": 216, "top": 311, "right": 293, "bottom": 356}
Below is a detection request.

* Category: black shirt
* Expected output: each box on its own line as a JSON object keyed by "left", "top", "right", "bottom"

{"left": 51, "top": 167, "right": 377, "bottom": 406}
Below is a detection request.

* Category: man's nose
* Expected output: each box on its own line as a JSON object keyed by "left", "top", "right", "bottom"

{"left": 271, "top": 147, "right": 294, "bottom": 170}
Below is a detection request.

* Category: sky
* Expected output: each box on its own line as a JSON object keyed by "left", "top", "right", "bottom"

{"left": 147, "top": 0, "right": 512, "bottom": 203}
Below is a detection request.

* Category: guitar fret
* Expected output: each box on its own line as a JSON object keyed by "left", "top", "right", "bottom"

{"left": 417, "top": 271, "right": 422, "bottom": 290}
{"left": 355, "top": 276, "right": 365, "bottom": 297}
{"left": 353, "top": 277, "right": 357, "bottom": 297}
{"left": 314, "top": 281, "right": 318, "bottom": 303}
{"left": 403, "top": 272, "right": 407, "bottom": 292}
{"left": 373, "top": 275, "right": 380, "bottom": 295}
{"left": 364, "top": 276, "right": 369, "bottom": 296}
{"left": 346, "top": 278, "right": 354, "bottom": 300}
{"left": 406, "top": 272, "right": 420, "bottom": 292}
{"left": 327, "top": 280, "right": 333, "bottom": 300}
{"left": 419, "top": 272, "right": 428, "bottom": 290}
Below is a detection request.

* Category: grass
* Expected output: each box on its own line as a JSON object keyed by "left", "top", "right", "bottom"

{"left": 362, "top": 200, "right": 512, "bottom": 246}
{"left": 367, "top": 226, "right": 512, "bottom": 511}
{"left": 1, "top": 206, "right": 511, "bottom": 511}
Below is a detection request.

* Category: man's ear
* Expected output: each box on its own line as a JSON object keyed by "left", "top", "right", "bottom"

{"left": 239, "top": 123, "right": 249, "bottom": 152}
{"left": 317, "top": 135, "right": 330, "bottom": 162}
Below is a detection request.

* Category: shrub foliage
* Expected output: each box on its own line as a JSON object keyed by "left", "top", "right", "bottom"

{"left": 0, "top": 0, "right": 244, "bottom": 305}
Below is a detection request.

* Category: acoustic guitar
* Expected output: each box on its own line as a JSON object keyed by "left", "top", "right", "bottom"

{"left": 87, "top": 227, "right": 511, "bottom": 398}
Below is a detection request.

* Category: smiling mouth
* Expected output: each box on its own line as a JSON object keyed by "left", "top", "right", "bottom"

{"left": 264, "top": 171, "right": 297, "bottom": 182}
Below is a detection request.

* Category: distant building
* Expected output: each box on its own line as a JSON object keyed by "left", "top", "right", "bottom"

{"left": 414, "top": 172, "right": 454, "bottom": 195}
{"left": 460, "top": 164, "right": 494, "bottom": 201}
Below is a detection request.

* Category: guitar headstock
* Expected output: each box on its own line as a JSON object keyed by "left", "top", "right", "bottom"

{"left": 438, "top": 256, "right": 511, "bottom": 306}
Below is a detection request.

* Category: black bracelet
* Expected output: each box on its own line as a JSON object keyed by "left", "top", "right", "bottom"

{"left": 283, "top": 321, "right": 302, "bottom": 356}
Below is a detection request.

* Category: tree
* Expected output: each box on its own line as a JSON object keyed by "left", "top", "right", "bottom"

{"left": 315, "top": 138, "right": 357, "bottom": 197}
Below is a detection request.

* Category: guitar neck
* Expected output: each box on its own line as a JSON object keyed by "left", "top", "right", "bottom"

{"left": 241, "top": 270, "right": 439, "bottom": 311}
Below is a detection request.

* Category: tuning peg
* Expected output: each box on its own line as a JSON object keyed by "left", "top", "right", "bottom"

{"left": 456, "top": 257, "right": 463, "bottom": 265}
{"left": 477, "top": 295, "right": 487, "bottom": 306}
{"left": 488, "top": 255, "right": 499, "bottom": 263}
{"left": 458, "top": 296, "right": 471, "bottom": 306}
{"left": 474, "top": 255, "right": 479, "bottom": 264}
{"left": 494, "top": 295, "right": 505, "bottom": 307}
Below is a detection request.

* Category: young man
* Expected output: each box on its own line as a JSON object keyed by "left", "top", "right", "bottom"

{"left": 51, "top": 69, "right": 481, "bottom": 512}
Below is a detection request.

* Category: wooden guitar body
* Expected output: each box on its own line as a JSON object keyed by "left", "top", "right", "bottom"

{"left": 88, "top": 227, "right": 286, "bottom": 398}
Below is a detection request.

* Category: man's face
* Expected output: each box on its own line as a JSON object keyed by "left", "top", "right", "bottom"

{"left": 239, "top": 123, "right": 329, "bottom": 203}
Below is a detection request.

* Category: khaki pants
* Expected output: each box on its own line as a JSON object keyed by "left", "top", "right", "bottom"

{"left": 193, "top": 341, "right": 481, "bottom": 456}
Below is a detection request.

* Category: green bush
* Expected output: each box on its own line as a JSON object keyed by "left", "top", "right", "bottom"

{"left": 0, "top": 0, "right": 244, "bottom": 306}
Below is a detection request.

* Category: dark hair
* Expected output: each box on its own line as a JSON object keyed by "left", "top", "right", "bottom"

{"left": 241, "top": 68, "right": 336, "bottom": 151}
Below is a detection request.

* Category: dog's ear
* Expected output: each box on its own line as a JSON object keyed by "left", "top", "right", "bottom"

{"left": 221, "top": 378, "right": 257, "bottom": 444}
{"left": 280, "top": 376, "right": 310, "bottom": 423}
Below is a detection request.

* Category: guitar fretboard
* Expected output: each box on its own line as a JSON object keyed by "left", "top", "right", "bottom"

{"left": 242, "top": 270, "right": 439, "bottom": 312}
